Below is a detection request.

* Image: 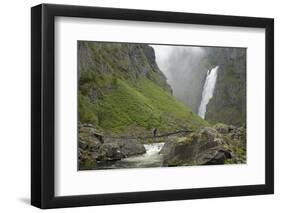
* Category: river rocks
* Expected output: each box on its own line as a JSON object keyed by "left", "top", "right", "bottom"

{"left": 161, "top": 124, "right": 246, "bottom": 167}
{"left": 78, "top": 124, "right": 146, "bottom": 170}
{"left": 119, "top": 139, "right": 146, "bottom": 157}
{"left": 96, "top": 139, "right": 146, "bottom": 162}
{"left": 98, "top": 143, "right": 125, "bottom": 161}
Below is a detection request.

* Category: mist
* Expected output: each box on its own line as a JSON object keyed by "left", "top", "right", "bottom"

{"left": 151, "top": 45, "right": 208, "bottom": 113}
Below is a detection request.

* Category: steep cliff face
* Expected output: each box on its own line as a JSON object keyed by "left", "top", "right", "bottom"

{"left": 78, "top": 41, "right": 208, "bottom": 136}
{"left": 204, "top": 48, "right": 246, "bottom": 126}
{"left": 154, "top": 46, "right": 246, "bottom": 127}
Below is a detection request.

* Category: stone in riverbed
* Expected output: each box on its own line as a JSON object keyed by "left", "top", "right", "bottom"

{"left": 78, "top": 123, "right": 147, "bottom": 168}
{"left": 91, "top": 139, "right": 146, "bottom": 162}
{"left": 119, "top": 139, "right": 146, "bottom": 157}
{"left": 98, "top": 143, "right": 125, "bottom": 161}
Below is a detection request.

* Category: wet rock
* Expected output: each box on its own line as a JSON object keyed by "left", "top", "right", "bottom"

{"left": 78, "top": 123, "right": 146, "bottom": 169}
{"left": 92, "top": 139, "right": 146, "bottom": 163}
{"left": 119, "top": 139, "right": 146, "bottom": 157}
{"left": 99, "top": 143, "right": 125, "bottom": 161}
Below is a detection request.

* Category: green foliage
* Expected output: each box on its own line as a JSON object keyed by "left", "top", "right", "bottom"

{"left": 78, "top": 93, "right": 99, "bottom": 125}
{"left": 78, "top": 41, "right": 209, "bottom": 135}
{"left": 79, "top": 75, "right": 208, "bottom": 134}
{"left": 206, "top": 108, "right": 244, "bottom": 126}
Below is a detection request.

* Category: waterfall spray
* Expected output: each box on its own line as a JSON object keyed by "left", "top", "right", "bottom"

{"left": 198, "top": 66, "right": 219, "bottom": 119}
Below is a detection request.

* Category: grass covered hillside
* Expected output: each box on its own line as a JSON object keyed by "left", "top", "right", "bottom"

{"left": 78, "top": 41, "right": 208, "bottom": 136}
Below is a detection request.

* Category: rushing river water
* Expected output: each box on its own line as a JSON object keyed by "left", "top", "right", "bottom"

{"left": 97, "top": 142, "right": 165, "bottom": 169}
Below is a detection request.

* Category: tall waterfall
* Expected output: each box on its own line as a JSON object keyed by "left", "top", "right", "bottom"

{"left": 198, "top": 66, "right": 219, "bottom": 119}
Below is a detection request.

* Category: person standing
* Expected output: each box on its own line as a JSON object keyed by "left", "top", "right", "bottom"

{"left": 152, "top": 128, "right": 157, "bottom": 138}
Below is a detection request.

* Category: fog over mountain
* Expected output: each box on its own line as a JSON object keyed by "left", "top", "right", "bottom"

{"left": 151, "top": 44, "right": 246, "bottom": 126}
{"left": 151, "top": 45, "right": 208, "bottom": 113}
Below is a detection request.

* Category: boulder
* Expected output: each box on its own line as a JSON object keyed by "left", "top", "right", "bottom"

{"left": 162, "top": 126, "right": 236, "bottom": 166}
{"left": 198, "top": 149, "right": 232, "bottom": 165}
{"left": 78, "top": 124, "right": 146, "bottom": 169}
{"left": 119, "top": 139, "right": 146, "bottom": 157}
{"left": 98, "top": 143, "right": 125, "bottom": 161}
{"left": 92, "top": 139, "right": 146, "bottom": 162}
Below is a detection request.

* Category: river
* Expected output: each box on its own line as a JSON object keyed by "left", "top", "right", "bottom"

{"left": 96, "top": 142, "right": 165, "bottom": 169}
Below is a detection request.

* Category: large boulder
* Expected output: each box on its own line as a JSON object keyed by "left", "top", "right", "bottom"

{"left": 94, "top": 139, "right": 146, "bottom": 162}
{"left": 78, "top": 124, "right": 103, "bottom": 169}
{"left": 98, "top": 143, "right": 124, "bottom": 161}
{"left": 119, "top": 139, "right": 146, "bottom": 157}
{"left": 162, "top": 124, "right": 246, "bottom": 167}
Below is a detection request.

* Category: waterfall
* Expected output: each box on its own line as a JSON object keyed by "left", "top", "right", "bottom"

{"left": 198, "top": 66, "right": 219, "bottom": 119}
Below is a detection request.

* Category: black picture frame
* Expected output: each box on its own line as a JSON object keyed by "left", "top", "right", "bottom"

{"left": 31, "top": 3, "right": 274, "bottom": 209}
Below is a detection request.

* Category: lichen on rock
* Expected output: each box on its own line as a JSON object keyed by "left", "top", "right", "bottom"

{"left": 161, "top": 124, "right": 246, "bottom": 167}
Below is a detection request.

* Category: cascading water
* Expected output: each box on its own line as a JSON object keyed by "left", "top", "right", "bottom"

{"left": 118, "top": 143, "right": 165, "bottom": 167}
{"left": 198, "top": 66, "right": 219, "bottom": 119}
{"left": 97, "top": 142, "right": 165, "bottom": 169}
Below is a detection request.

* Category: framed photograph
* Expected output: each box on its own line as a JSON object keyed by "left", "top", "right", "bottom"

{"left": 31, "top": 3, "right": 274, "bottom": 209}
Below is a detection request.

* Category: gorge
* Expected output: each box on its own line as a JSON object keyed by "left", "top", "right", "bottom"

{"left": 78, "top": 42, "right": 247, "bottom": 170}
{"left": 153, "top": 45, "right": 246, "bottom": 126}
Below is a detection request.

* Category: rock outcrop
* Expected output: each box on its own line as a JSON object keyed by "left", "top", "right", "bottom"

{"left": 161, "top": 124, "right": 246, "bottom": 167}
{"left": 78, "top": 124, "right": 146, "bottom": 170}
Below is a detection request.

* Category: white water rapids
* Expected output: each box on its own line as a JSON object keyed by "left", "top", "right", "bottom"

{"left": 98, "top": 142, "right": 165, "bottom": 169}
{"left": 116, "top": 143, "right": 165, "bottom": 168}
{"left": 198, "top": 66, "right": 219, "bottom": 119}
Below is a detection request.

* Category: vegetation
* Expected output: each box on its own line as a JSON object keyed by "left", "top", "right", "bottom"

{"left": 78, "top": 42, "right": 208, "bottom": 136}
{"left": 78, "top": 42, "right": 247, "bottom": 170}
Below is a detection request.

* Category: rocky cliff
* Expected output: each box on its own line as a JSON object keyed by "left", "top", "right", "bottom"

{"left": 78, "top": 41, "right": 208, "bottom": 136}
{"left": 204, "top": 47, "right": 246, "bottom": 126}
{"left": 161, "top": 46, "right": 246, "bottom": 126}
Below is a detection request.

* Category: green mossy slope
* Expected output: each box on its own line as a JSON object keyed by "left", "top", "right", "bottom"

{"left": 78, "top": 41, "right": 208, "bottom": 136}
